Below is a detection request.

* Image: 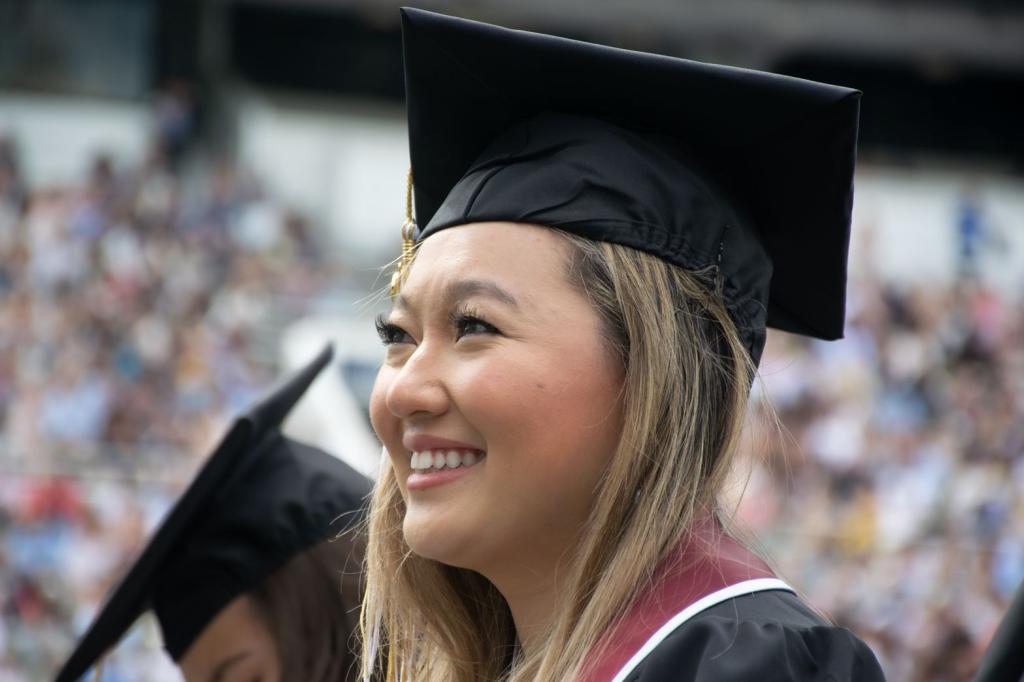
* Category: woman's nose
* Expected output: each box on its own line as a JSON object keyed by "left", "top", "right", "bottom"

{"left": 384, "top": 344, "right": 450, "bottom": 421}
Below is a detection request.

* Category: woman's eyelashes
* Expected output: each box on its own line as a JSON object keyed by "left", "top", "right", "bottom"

{"left": 450, "top": 307, "right": 500, "bottom": 340}
{"left": 374, "top": 308, "right": 500, "bottom": 346}
{"left": 375, "top": 314, "right": 412, "bottom": 346}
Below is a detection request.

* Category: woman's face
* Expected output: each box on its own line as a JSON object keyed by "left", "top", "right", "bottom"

{"left": 370, "top": 222, "right": 624, "bottom": 581}
{"left": 178, "top": 595, "right": 281, "bottom": 682}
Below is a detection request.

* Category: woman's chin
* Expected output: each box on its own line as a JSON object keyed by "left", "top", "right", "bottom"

{"left": 402, "top": 514, "right": 481, "bottom": 570}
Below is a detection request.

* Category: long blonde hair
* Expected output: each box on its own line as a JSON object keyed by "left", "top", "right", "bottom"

{"left": 361, "top": 232, "right": 757, "bottom": 681}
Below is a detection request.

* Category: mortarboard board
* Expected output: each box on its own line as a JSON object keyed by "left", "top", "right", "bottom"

{"left": 399, "top": 8, "right": 861, "bottom": 365}
{"left": 54, "top": 344, "right": 372, "bottom": 682}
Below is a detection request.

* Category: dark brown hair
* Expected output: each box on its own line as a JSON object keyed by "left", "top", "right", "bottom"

{"left": 251, "top": 529, "right": 365, "bottom": 682}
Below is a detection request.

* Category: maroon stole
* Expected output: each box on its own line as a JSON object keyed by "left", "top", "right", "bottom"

{"left": 581, "top": 520, "right": 782, "bottom": 682}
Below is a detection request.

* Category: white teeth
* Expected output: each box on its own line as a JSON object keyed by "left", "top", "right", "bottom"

{"left": 409, "top": 449, "right": 485, "bottom": 472}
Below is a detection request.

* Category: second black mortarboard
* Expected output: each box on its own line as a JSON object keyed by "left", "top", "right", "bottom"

{"left": 399, "top": 8, "right": 861, "bottom": 365}
{"left": 54, "top": 345, "right": 372, "bottom": 682}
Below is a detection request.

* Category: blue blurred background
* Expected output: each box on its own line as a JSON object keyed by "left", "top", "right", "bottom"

{"left": 1, "top": 1, "right": 1023, "bottom": 679}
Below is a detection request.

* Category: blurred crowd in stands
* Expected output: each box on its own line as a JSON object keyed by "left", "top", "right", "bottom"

{"left": 1, "top": 115, "right": 1022, "bottom": 680}
{"left": 0, "top": 119, "right": 342, "bottom": 678}
{"left": 741, "top": 268, "right": 1024, "bottom": 681}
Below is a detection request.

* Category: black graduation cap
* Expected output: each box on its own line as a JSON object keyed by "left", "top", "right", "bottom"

{"left": 401, "top": 8, "right": 861, "bottom": 364}
{"left": 975, "top": 578, "right": 1024, "bottom": 681}
{"left": 55, "top": 345, "right": 372, "bottom": 682}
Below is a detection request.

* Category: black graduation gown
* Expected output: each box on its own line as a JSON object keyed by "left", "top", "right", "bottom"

{"left": 582, "top": 520, "right": 886, "bottom": 682}
{"left": 620, "top": 589, "right": 886, "bottom": 681}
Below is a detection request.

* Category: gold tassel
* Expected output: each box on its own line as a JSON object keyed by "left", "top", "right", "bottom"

{"left": 389, "top": 168, "right": 417, "bottom": 298}
{"left": 93, "top": 656, "right": 105, "bottom": 681}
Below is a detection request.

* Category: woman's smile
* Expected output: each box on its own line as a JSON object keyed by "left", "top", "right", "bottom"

{"left": 406, "top": 449, "right": 486, "bottom": 491}
{"left": 402, "top": 433, "right": 487, "bottom": 490}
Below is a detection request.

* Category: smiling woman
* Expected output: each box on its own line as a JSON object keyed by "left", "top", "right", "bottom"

{"left": 358, "top": 8, "right": 885, "bottom": 682}
{"left": 372, "top": 223, "right": 624, "bottom": 638}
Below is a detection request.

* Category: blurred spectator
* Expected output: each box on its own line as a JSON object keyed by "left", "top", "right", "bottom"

{"left": 955, "top": 184, "right": 1007, "bottom": 280}
{"left": 152, "top": 80, "right": 199, "bottom": 170}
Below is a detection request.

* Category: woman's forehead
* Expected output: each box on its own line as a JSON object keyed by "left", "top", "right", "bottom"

{"left": 395, "top": 223, "right": 578, "bottom": 313}
{"left": 411, "top": 222, "right": 567, "bottom": 281}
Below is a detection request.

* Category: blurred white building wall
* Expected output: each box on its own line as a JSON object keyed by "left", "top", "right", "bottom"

{"left": 236, "top": 92, "right": 408, "bottom": 263}
{"left": 0, "top": 93, "right": 150, "bottom": 187}
{"left": 853, "top": 166, "right": 1024, "bottom": 294}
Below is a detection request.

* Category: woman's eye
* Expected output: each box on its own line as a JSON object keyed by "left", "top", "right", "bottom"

{"left": 453, "top": 314, "right": 498, "bottom": 340}
{"left": 375, "top": 315, "right": 413, "bottom": 345}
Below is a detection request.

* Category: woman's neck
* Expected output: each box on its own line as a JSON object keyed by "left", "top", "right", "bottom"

{"left": 483, "top": 554, "right": 569, "bottom": 653}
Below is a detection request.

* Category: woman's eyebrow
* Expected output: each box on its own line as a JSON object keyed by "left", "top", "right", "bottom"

{"left": 207, "top": 652, "right": 251, "bottom": 682}
{"left": 444, "top": 279, "right": 519, "bottom": 308}
{"left": 394, "top": 278, "right": 519, "bottom": 312}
